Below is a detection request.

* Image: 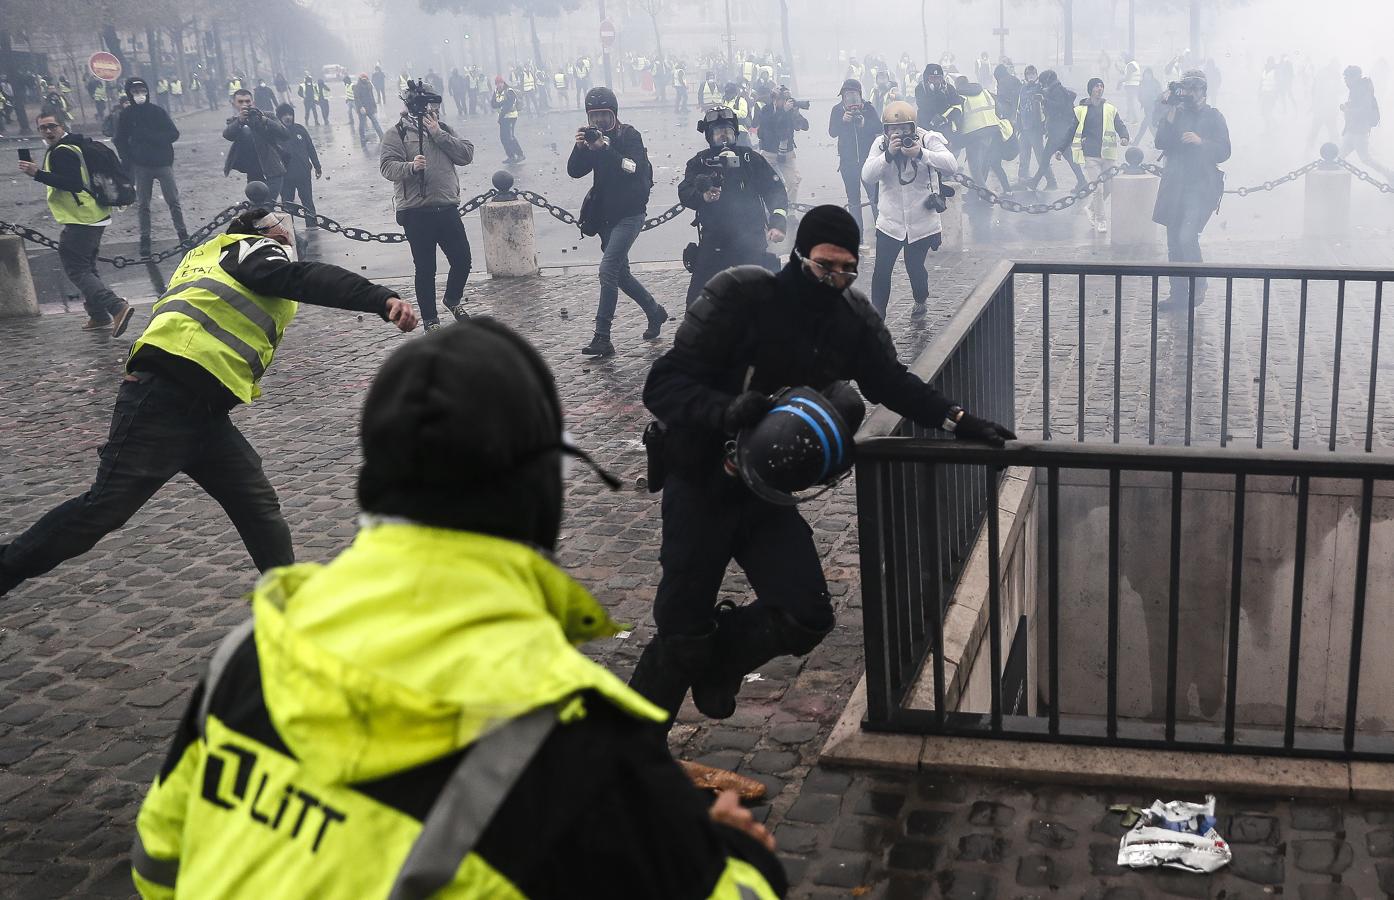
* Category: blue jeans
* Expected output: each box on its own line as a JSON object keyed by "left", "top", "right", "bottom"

{"left": 0, "top": 372, "right": 293, "bottom": 596}
{"left": 596, "top": 214, "right": 661, "bottom": 337}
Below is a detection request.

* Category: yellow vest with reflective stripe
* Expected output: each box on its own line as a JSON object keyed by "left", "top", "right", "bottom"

{"left": 1071, "top": 101, "right": 1120, "bottom": 163}
{"left": 522, "top": 71, "right": 535, "bottom": 91}
{"left": 130, "top": 234, "right": 298, "bottom": 404}
{"left": 960, "top": 89, "right": 1002, "bottom": 135}
{"left": 43, "top": 142, "right": 109, "bottom": 226}
{"left": 130, "top": 525, "right": 778, "bottom": 900}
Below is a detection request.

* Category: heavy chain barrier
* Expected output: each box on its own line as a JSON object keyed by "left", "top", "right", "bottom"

{"left": 5, "top": 157, "right": 1392, "bottom": 266}
{"left": 515, "top": 189, "right": 685, "bottom": 232}
{"left": 1336, "top": 158, "right": 1394, "bottom": 194}
{"left": 0, "top": 189, "right": 498, "bottom": 267}
{"left": 1222, "top": 159, "right": 1323, "bottom": 197}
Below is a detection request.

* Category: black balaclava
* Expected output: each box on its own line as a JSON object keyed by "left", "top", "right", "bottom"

{"left": 785, "top": 205, "right": 862, "bottom": 297}
{"left": 357, "top": 319, "right": 566, "bottom": 551}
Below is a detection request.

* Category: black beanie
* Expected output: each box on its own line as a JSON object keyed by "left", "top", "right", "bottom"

{"left": 357, "top": 319, "right": 566, "bottom": 551}
{"left": 795, "top": 205, "right": 861, "bottom": 258}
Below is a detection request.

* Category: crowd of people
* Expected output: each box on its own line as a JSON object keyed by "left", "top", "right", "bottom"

{"left": 7, "top": 28, "right": 1394, "bottom": 899}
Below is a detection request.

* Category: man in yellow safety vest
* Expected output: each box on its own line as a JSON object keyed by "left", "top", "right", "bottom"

{"left": 0, "top": 209, "right": 418, "bottom": 599}
{"left": 1063, "top": 76, "right": 1129, "bottom": 233}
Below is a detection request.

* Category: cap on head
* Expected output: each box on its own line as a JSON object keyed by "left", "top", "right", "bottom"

{"left": 794, "top": 205, "right": 860, "bottom": 259}
{"left": 357, "top": 320, "right": 566, "bottom": 550}
{"left": 924, "top": 63, "right": 944, "bottom": 78}
{"left": 1087, "top": 77, "right": 1105, "bottom": 93}
{"left": 124, "top": 77, "right": 148, "bottom": 100}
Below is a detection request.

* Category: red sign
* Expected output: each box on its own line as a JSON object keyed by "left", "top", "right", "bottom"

{"left": 599, "top": 20, "right": 617, "bottom": 49}
{"left": 88, "top": 52, "right": 122, "bottom": 82}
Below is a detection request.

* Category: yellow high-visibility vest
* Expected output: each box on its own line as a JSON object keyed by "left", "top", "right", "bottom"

{"left": 1071, "top": 101, "right": 1120, "bottom": 163}
{"left": 130, "top": 234, "right": 298, "bottom": 404}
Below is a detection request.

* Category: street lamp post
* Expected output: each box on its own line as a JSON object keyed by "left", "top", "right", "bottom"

{"left": 724, "top": 0, "right": 734, "bottom": 73}
{"left": 600, "top": 0, "right": 614, "bottom": 89}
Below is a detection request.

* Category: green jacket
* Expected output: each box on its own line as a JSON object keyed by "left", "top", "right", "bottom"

{"left": 134, "top": 522, "right": 784, "bottom": 899}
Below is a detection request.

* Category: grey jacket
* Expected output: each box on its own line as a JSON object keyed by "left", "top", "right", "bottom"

{"left": 379, "top": 114, "right": 475, "bottom": 210}
{"left": 222, "top": 111, "right": 290, "bottom": 178}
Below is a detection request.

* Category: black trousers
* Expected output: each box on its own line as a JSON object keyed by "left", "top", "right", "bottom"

{"left": 840, "top": 168, "right": 878, "bottom": 239}
{"left": 685, "top": 241, "right": 777, "bottom": 307}
{"left": 871, "top": 228, "right": 940, "bottom": 318}
{"left": 653, "top": 472, "right": 832, "bottom": 637}
{"left": 0, "top": 372, "right": 293, "bottom": 596}
{"left": 399, "top": 205, "right": 472, "bottom": 323}
{"left": 280, "top": 169, "right": 316, "bottom": 217}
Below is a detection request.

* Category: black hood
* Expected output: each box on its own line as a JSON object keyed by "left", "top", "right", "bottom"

{"left": 124, "top": 78, "right": 149, "bottom": 101}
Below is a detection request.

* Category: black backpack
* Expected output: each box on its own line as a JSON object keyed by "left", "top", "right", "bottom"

{"left": 72, "top": 134, "right": 137, "bottom": 207}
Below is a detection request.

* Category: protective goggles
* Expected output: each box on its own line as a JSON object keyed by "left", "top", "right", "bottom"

{"left": 794, "top": 248, "right": 858, "bottom": 289}
{"left": 702, "top": 107, "right": 737, "bottom": 126}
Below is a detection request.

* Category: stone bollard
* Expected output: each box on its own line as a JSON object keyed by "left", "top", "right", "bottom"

{"left": 940, "top": 193, "right": 964, "bottom": 252}
{"left": 1304, "top": 144, "right": 1352, "bottom": 239}
{"left": 1110, "top": 148, "right": 1160, "bottom": 246}
{"left": 479, "top": 170, "right": 539, "bottom": 277}
{"left": 0, "top": 234, "right": 40, "bottom": 318}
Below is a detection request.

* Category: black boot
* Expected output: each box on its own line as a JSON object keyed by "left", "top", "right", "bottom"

{"left": 628, "top": 629, "right": 715, "bottom": 729}
{"left": 581, "top": 334, "right": 615, "bottom": 357}
{"left": 691, "top": 601, "right": 833, "bottom": 719}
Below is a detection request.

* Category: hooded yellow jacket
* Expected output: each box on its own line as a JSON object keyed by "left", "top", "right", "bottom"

{"left": 133, "top": 523, "right": 784, "bottom": 899}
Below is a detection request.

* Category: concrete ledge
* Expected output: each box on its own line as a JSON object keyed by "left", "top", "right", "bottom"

{"left": 821, "top": 677, "right": 925, "bottom": 771}
{"left": 823, "top": 678, "right": 1392, "bottom": 800}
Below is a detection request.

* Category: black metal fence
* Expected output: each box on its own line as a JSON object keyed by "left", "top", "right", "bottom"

{"left": 857, "top": 260, "right": 1394, "bottom": 760}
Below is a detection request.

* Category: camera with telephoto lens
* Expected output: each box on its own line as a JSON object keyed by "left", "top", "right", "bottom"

{"left": 922, "top": 192, "right": 948, "bottom": 213}
{"left": 582, "top": 126, "right": 602, "bottom": 143}
{"left": 401, "top": 78, "right": 443, "bottom": 118}
{"left": 791, "top": 99, "right": 811, "bottom": 110}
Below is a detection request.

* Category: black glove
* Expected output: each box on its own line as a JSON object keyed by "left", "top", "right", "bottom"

{"left": 954, "top": 412, "right": 1017, "bottom": 448}
{"left": 695, "top": 173, "right": 720, "bottom": 193}
{"left": 722, "top": 390, "right": 774, "bottom": 434}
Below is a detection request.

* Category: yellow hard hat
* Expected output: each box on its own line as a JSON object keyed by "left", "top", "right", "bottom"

{"left": 881, "top": 100, "right": 916, "bottom": 125}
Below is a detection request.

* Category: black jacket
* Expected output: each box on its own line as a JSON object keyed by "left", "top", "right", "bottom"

{"left": 677, "top": 146, "right": 788, "bottom": 250}
{"left": 353, "top": 80, "right": 377, "bottom": 115}
{"left": 1041, "top": 82, "right": 1079, "bottom": 145}
{"left": 130, "top": 235, "right": 398, "bottom": 407}
{"left": 828, "top": 102, "right": 882, "bottom": 174}
{"left": 279, "top": 122, "right": 322, "bottom": 177}
{"left": 113, "top": 101, "right": 180, "bottom": 168}
{"left": 1152, "top": 103, "right": 1230, "bottom": 227}
{"left": 567, "top": 123, "right": 652, "bottom": 231}
{"left": 644, "top": 263, "right": 955, "bottom": 475}
{"left": 223, "top": 110, "right": 290, "bottom": 179}
{"left": 753, "top": 103, "right": 808, "bottom": 153}
{"left": 914, "top": 81, "right": 963, "bottom": 135}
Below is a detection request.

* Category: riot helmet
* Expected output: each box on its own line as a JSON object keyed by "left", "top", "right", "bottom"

{"left": 882, "top": 100, "right": 918, "bottom": 141}
{"left": 584, "top": 86, "right": 619, "bottom": 132}
{"left": 733, "top": 384, "right": 865, "bottom": 505}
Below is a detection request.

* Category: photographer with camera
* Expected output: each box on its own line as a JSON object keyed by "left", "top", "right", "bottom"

{"left": 829, "top": 79, "right": 883, "bottom": 241}
{"left": 861, "top": 101, "right": 958, "bottom": 320}
{"left": 567, "top": 87, "right": 669, "bottom": 358}
{"left": 1152, "top": 69, "right": 1229, "bottom": 307}
{"left": 753, "top": 85, "right": 809, "bottom": 211}
{"left": 223, "top": 88, "right": 290, "bottom": 198}
{"left": 380, "top": 79, "right": 476, "bottom": 331}
{"left": 677, "top": 106, "right": 789, "bottom": 308}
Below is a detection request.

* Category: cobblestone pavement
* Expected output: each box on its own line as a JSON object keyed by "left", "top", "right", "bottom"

{"left": 2, "top": 238, "right": 1393, "bottom": 897}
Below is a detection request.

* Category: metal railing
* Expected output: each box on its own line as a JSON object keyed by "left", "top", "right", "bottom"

{"left": 857, "top": 260, "right": 1394, "bottom": 760}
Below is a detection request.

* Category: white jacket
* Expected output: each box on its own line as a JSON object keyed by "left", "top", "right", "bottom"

{"left": 861, "top": 127, "right": 958, "bottom": 243}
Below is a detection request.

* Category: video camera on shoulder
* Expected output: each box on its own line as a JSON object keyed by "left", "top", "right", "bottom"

{"left": 400, "top": 78, "right": 443, "bottom": 118}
